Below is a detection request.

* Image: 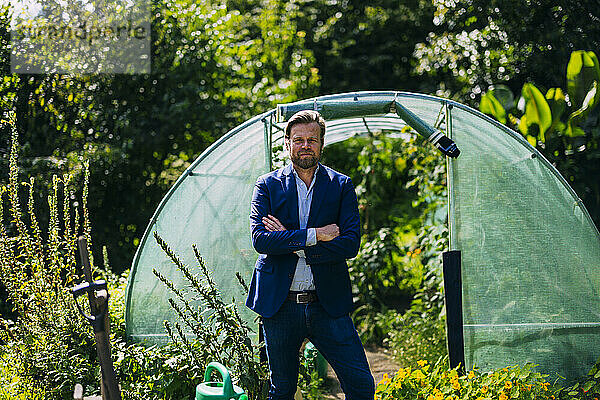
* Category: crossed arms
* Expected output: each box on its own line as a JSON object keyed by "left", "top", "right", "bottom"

{"left": 250, "top": 175, "right": 360, "bottom": 265}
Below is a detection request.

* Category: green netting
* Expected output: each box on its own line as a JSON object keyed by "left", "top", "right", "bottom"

{"left": 448, "top": 105, "right": 600, "bottom": 380}
{"left": 125, "top": 91, "right": 600, "bottom": 380}
{"left": 125, "top": 113, "right": 268, "bottom": 342}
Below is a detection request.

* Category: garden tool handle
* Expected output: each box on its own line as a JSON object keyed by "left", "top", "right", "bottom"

{"left": 204, "top": 362, "right": 235, "bottom": 398}
{"left": 71, "top": 280, "right": 109, "bottom": 333}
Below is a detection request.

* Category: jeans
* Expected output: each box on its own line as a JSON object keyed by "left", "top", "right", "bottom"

{"left": 262, "top": 299, "right": 375, "bottom": 400}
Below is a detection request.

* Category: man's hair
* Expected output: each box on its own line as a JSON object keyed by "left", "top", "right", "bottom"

{"left": 285, "top": 110, "right": 326, "bottom": 142}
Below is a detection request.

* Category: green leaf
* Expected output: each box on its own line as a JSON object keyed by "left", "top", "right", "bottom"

{"left": 546, "top": 88, "right": 566, "bottom": 123}
{"left": 521, "top": 83, "right": 552, "bottom": 141}
{"left": 567, "top": 81, "right": 598, "bottom": 136}
{"left": 490, "top": 84, "right": 515, "bottom": 110}
{"left": 567, "top": 50, "right": 600, "bottom": 110}
{"left": 518, "top": 114, "right": 528, "bottom": 135}
{"left": 480, "top": 91, "right": 506, "bottom": 123}
{"left": 583, "top": 381, "right": 594, "bottom": 392}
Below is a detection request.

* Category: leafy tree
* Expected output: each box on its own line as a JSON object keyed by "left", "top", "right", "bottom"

{"left": 0, "top": 0, "right": 319, "bottom": 272}
{"left": 414, "top": 0, "right": 600, "bottom": 102}
{"left": 291, "top": 0, "right": 437, "bottom": 94}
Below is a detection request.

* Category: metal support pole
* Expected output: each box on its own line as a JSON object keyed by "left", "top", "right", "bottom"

{"left": 445, "top": 102, "right": 458, "bottom": 251}
{"left": 442, "top": 250, "right": 465, "bottom": 373}
{"left": 263, "top": 117, "right": 272, "bottom": 172}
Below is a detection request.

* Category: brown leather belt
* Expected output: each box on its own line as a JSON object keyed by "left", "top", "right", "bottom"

{"left": 287, "top": 291, "right": 318, "bottom": 304}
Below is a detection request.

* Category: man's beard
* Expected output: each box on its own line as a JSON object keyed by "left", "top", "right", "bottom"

{"left": 291, "top": 151, "right": 321, "bottom": 169}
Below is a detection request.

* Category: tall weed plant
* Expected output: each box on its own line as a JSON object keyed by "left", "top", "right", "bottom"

{"left": 0, "top": 117, "right": 269, "bottom": 399}
{"left": 150, "top": 232, "right": 269, "bottom": 400}
{"left": 0, "top": 118, "right": 100, "bottom": 398}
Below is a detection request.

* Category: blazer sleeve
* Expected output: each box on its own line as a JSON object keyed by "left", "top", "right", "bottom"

{"left": 304, "top": 176, "right": 360, "bottom": 264}
{"left": 250, "top": 176, "right": 308, "bottom": 255}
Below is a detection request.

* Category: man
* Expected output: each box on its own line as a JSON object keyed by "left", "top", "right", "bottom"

{"left": 246, "top": 110, "right": 375, "bottom": 399}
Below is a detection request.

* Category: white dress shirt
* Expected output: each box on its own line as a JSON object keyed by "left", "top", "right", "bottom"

{"left": 289, "top": 165, "right": 318, "bottom": 291}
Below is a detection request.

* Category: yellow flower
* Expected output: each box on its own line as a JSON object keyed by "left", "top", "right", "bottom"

{"left": 435, "top": 391, "right": 444, "bottom": 400}
{"left": 481, "top": 386, "right": 489, "bottom": 394}
{"left": 452, "top": 380, "right": 461, "bottom": 390}
{"left": 504, "top": 380, "right": 513, "bottom": 390}
{"left": 413, "top": 369, "right": 426, "bottom": 381}
{"left": 378, "top": 373, "right": 391, "bottom": 386}
{"left": 499, "top": 392, "right": 508, "bottom": 400}
{"left": 397, "top": 368, "right": 409, "bottom": 380}
{"left": 428, "top": 395, "right": 435, "bottom": 400}
{"left": 417, "top": 360, "right": 428, "bottom": 367}
{"left": 468, "top": 370, "right": 475, "bottom": 379}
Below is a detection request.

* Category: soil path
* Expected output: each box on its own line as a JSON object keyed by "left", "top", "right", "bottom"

{"left": 321, "top": 345, "right": 400, "bottom": 399}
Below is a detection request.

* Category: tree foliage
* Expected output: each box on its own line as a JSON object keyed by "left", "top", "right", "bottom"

{"left": 414, "top": 0, "right": 600, "bottom": 101}
{"left": 1, "top": 0, "right": 319, "bottom": 272}
{"left": 291, "top": 0, "right": 437, "bottom": 94}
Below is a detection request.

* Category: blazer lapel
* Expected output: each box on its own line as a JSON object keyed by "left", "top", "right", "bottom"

{"left": 307, "top": 164, "right": 329, "bottom": 228}
{"left": 282, "top": 164, "right": 300, "bottom": 229}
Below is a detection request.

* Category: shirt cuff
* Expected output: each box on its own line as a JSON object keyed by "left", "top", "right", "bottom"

{"left": 306, "top": 228, "right": 317, "bottom": 246}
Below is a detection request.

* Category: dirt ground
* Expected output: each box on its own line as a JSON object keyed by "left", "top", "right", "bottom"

{"left": 321, "top": 344, "right": 400, "bottom": 399}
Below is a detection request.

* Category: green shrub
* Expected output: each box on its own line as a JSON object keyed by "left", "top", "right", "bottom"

{"left": 555, "top": 357, "right": 600, "bottom": 400}
{"left": 146, "top": 232, "right": 269, "bottom": 400}
{"left": 0, "top": 118, "right": 275, "bottom": 399}
{"left": 376, "top": 359, "right": 554, "bottom": 400}
{"left": 298, "top": 358, "right": 325, "bottom": 400}
{"left": 353, "top": 223, "right": 448, "bottom": 364}
{"left": 382, "top": 224, "right": 448, "bottom": 366}
{"left": 0, "top": 119, "right": 100, "bottom": 399}
{"left": 384, "top": 308, "right": 446, "bottom": 368}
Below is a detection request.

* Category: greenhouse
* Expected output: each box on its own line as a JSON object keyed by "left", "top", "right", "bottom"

{"left": 125, "top": 91, "right": 600, "bottom": 381}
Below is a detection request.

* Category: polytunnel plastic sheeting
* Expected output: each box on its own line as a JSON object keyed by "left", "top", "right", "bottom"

{"left": 125, "top": 113, "right": 269, "bottom": 342}
{"left": 125, "top": 91, "right": 600, "bottom": 381}
{"left": 125, "top": 92, "right": 423, "bottom": 344}
{"left": 447, "top": 105, "right": 600, "bottom": 380}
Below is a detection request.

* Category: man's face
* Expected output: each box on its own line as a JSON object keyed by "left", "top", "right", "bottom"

{"left": 286, "top": 122, "right": 323, "bottom": 170}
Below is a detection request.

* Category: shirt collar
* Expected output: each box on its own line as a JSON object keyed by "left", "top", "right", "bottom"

{"left": 291, "top": 163, "right": 319, "bottom": 192}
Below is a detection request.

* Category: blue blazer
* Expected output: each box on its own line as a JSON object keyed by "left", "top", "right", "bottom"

{"left": 246, "top": 163, "right": 361, "bottom": 318}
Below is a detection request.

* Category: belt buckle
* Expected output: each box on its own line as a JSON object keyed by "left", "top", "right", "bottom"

{"left": 296, "top": 293, "right": 310, "bottom": 304}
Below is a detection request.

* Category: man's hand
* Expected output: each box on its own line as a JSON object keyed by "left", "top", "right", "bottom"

{"left": 262, "top": 214, "right": 339, "bottom": 242}
{"left": 316, "top": 224, "right": 339, "bottom": 242}
{"left": 262, "top": 215, "right": 287, "bottom": 232}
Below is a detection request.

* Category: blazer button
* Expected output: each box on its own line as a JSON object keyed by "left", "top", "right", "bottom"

{"left": 288, "top": 273, "right": 293, "bottom": 278}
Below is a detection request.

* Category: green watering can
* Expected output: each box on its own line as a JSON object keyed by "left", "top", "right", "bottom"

{"left": 196, "top": 362, "right": 248, "bottom": 400}
{"left": 304, "top": 341, "right": 328, "bottom": 379}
